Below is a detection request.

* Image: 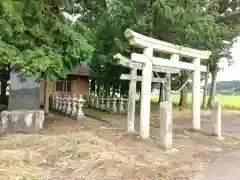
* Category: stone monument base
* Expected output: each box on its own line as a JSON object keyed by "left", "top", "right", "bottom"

{"left": 1, "top": 110, "right": 45, "bottom": 133}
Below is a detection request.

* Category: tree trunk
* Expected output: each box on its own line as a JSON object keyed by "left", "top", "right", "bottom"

{"left": 207, "top": 70, "right": 217, "bottom": 108}
{"left": 96, "top": 81, "right": 100, "bottom": 95}
{"left": 158, "top": 83, "right": 164, "bottom": 104}
{"left": 179, "top": 86, "right": 188, "bottom": 108}
{"left": 44, "top": 81, "right": 49, "bottom": 114}
{"left": 90, "top": 79, "right": 95, "bottom": 93}
{"left": 104, "top": 83, "right": 110, "bottom": 98}
{"left": 164, "top": 74, "right": 171, "bottom": 102}
{"left": 112, "top": 84, "right": 116, "bottom": 97}
{"left": 120, "top": 83, "right": 124, "bottom": 98}
{"left": 202, "top": 70, "right": 209, "bottom": 109}
{"left": 1, "top": 80, "right": 7, "bottom": 96}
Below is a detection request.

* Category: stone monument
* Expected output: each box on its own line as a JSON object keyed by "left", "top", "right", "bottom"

{"left": 1, "top": 65, "right": 45, "bottom": 133}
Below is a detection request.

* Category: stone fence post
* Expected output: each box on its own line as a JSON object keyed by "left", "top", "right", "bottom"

{"left": 106, "top": 98, "right": 110, "bottom": 112}
{"left": 159, "top": 101, "right": 172, "bottom": 150}
{"left": 112, "top": 97, "right": 117, "bottom": 113}
{"left": 211, "top": 102, "right": 222, "bottom": 138}
{"left": 71, "top": 94, "right": 78, "bottom": 117}
{"left": 77, "top": 95, "right": 86, "bottom": 120}
{"left": 66, "top": 94, "right": 72, "bottom": 115}
{"left": 62, "top": 94, "right": 67, "bottom": 114}
{"left": 58, "top": 95, "right": 63, "bottom": 112}
{"left": 55, "top": 94, "right": 59, "bottom": 110}
{"left": 119, "top": 98, "right": 125, "bottom": 114}
{"left": 100, "top": 97, "right": 105, "bottom": 111}
{"left": 95, "top": 95, "right": 100, "bottom": 109}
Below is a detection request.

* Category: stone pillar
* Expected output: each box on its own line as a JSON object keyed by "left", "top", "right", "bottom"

{"left": 112, "top": 97, "right": 117, "bottom": 113}
{"left": 192, "top": 57, "right": 201, "bottom": 130}
{"left": 62, "top": 94, "right": 67, "bottom": 114}
{"left": 119, "top": 98, "right": 125, "bottom": 114}
{"left": 159, "top": 102, "right": 172, "bottom": 150}
{"left": 71, "top": 94, "right": 77, "bottom": 117}
{"left": 66, "top": 94, "right": 72, "bottom": 115}
{"left": 100, "top": 97, "right": 105, "bottom": 111}
{"left": 55, "top": 94, "right": 59, "bottom": 110}
{"left": 77, "top": 95, "right": 86, "bottom": 120}
{"left": 140, "top": 48, "right": 153, "bottom": 139}
{"left": 58, "top": 95, "right": 63, "bottom": 112}
{"left": 106, "top": 98, "right": 110, "bottom": 112}
{"left": 211, "top": 102, "right": 222, "bottom": 138}
{"left": 95, "top": 95, "right": 100, "bottom": 109}
{"left": 127, "top": 69, "right": 137, "bottom": 133}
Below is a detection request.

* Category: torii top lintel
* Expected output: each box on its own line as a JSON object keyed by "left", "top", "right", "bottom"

{"left": 124, "top": 29, "right": 211, "bottom": 60}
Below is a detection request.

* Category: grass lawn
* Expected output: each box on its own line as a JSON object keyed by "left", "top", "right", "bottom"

{"left": 151, "top": 94, "right": 240, "bottom": 110}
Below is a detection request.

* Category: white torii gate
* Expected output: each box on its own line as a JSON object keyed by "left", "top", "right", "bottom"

{"left": 122, "top": 29, "right": 211, "bottom": 139}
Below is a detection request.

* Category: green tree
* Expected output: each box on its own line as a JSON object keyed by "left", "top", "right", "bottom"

{"left": 78, "top": 0, "right": 239, "bottom": 105}
{"left": 0, "top": 0, "right": 93, "bottom": 80}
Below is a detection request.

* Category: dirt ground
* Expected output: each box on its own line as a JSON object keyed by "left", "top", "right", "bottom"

{"left": 1, "top": 110, "right": 240, "bottom": 180}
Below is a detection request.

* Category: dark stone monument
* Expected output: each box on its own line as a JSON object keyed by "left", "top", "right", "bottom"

{"left": 0, "top": 65, "right": 45, "bottom": 133}
{"left": 8, "top": 65, "right": 40, "bottom": 110}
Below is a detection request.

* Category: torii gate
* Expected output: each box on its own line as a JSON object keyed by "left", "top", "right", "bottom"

{"left": 117, "top": 29, "right": 211, "bottom": 139}
{"left": 114, "top": 53, "right": 179, "bottom": 133}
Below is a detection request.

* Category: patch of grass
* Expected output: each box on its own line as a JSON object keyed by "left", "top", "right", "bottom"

{"left": 151, "top": 94, "right": 240, "bottom": 110}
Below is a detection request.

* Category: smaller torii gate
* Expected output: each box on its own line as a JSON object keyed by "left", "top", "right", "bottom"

{"left": 115, "top": 29, "right": 211, "bottom": 139}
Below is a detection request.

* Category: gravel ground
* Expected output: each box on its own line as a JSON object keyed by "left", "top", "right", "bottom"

{"left": 1, "top": 110, "right": 240, "bottom": 180}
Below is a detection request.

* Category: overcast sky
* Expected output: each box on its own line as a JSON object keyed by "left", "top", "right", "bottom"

{"left": 217, "top": 37, "right": 240, "bottom": 82}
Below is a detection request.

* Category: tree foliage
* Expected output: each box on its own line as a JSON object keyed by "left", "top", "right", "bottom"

{"left": 81, "top": 0, "right": 238, "bottom": 100}
{"left": 0, "top": 0, "right": 93, "bottom": 80}
{"left": 1, "top": 0, "right": 239, "bottom": 105}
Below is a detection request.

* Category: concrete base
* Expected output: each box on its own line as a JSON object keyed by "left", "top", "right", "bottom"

{"left": 77, "top": 114, "right": 86, "bottom": 121}
{"left": 1, "top": 110, "right": 45, "bottom": 133}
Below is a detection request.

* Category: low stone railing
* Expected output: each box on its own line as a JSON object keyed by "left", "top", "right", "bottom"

{"left": 50, "top": 93, "right": 86, "bottom": 120}
{"left": 86, "top": 93, "right": 128, "bottom": 114}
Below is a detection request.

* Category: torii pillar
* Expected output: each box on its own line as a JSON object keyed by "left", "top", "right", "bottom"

{"left": 192, "top": 57, "right": 201, "bottom": 130}
{"left": 140, "top": 48, "right": 153, "bottom": 139}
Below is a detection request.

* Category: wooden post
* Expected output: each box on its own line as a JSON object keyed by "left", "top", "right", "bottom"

{"left": 192, "top": 57, "right": 201, "bottom": 130}
{"left": 140, "top": 48, "right": 153, "bottom": 139}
